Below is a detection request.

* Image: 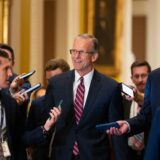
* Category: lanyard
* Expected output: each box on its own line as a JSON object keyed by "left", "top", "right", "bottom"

{"left": 0, "top": 102, "right": 4, "bottom": 129}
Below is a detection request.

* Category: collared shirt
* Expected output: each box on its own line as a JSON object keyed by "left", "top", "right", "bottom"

{"left": 73, "top": 69, "right": 94, "bottom": 108}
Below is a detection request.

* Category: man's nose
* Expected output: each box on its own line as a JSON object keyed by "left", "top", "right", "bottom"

{"left": 8, "top": 68, "right": 13, "bottom": 77}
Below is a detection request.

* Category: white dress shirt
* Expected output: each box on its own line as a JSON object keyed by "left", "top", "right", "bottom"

{"left": 73, "top": 69, "right": 94, "bottom": 108}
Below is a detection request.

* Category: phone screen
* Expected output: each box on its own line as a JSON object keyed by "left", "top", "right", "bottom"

{"left": 121, "top": 83, "right": 134, "bottom": 97}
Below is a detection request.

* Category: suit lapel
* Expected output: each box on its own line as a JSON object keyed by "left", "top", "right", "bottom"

{"left": 79, "top": 71, "right": 101, "bottom": 124}
{"left": 63, "top": 71, "right": 75, "bottom": 119}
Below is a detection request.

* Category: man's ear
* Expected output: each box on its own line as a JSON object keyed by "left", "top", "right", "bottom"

{"left": 92, "top": 53, "right": 99, "bottom": 62}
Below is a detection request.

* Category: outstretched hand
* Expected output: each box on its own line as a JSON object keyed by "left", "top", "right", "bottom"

{"left": 106, "top": 120, "right": 129, "bottom": 135}
{"left": 10, "top": 75, "right": 25, "bottom": 93}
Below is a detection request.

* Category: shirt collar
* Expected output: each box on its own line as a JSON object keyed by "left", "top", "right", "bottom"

{"left": 74, "top": 69, "right": 94, "bottom": 83}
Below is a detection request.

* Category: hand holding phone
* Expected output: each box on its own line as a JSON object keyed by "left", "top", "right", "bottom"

{"left": 20, "top": 70, "right": 36, "bottom": 80}
{"left": 121, "top": 83, "right": 134, "bottom": 98}
{"left": 48, "top": 100, "right": 63, "bottom": 120}
{"left": 96, "top": 122, "right": 120, "bottom": 131}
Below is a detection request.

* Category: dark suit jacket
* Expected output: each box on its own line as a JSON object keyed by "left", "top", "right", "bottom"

{"left": 1, "top": 90, "right": 27, "bottom": 160}
{"left": 127, "top": 68, "right": 160, "bottom": 139}
{"left": 144, "top": 106, "right": 160, "bottom": 160}
{"left": 25, "top": 96, "right": 49, "bottom": 160}
{"left": 41, "top": 69, "right": 129, "bottom": 160}
{"left": 123, "top": 99, "right": 132, "bottom": 120}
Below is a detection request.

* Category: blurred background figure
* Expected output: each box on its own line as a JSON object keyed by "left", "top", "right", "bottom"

{"left": 123, "top": 60, "right": 151, "bottom": 160}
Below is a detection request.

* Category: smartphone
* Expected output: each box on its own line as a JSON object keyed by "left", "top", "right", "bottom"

{"left": 57, "top": 99, "right": 63, "bottom": 110}
{"left": 48, "top": 100, "right": 63, "bottom": 119}
{"left": 96, "top": 122, "right": 120, "bottom": 131}
{"left": 23, "top": 83, "right": 41, "bottom": 94}
{"left": 20, "top": 70, "right": 36, "bottom": 80}
{"left": 121, "top": 83, "right": 134, "bottom": 98}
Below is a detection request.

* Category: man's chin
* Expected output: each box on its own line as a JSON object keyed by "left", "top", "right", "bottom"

{"left": 138, "top": 87, "right": 145, "bottom": 93}
{"left": 2, "top": 83, "right": 9, "bottom": 89}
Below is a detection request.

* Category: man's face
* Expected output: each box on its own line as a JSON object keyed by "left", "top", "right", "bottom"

{"left": 71, "top": 38, "right": 98, "bottom": 76}
{"left": 131, "top": 66, "right": 149, "bottom": 92}
{"left": 0, "top": 57, "right": 13, "bottom": 88}
{"left": 46, "top": 68, "right": 63, "bottom": 81}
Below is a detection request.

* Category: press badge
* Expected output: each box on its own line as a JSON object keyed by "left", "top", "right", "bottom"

{"left": 1, "top": 140, "right": 11, "bottom": 157}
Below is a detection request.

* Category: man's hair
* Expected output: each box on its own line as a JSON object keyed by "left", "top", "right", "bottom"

{"left": 0, "top": 43, "right": 14, "bottom": 65}
{"left": 131, "top": 60, "right": 151, "bottom": 75}
{"left": 75, "top": 33, "right": 99, "bottom": 52}
{"left": 45, "top": 58, "right": 70, "bottom": 72}
{"left": 0, "top": 49, "right": 9, "bottom": 65}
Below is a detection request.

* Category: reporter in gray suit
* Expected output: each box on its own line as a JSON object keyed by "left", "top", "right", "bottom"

{"left": 41, "top": 34, "right": 128, "bottom": 160}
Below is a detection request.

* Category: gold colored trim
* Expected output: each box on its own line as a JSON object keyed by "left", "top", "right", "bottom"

{"left": 0, "top": 0, "right": 3, "bottom": 42}
{"left": 3, "top": 0, "right": 9, "bottom": 43}
{"left": 20, "top": 0, "right": 30, "bottom": 73}
{"left": 80, "top": 0, "right": 86, "bottom": 33}
{"left": 81, "top": 0, "right": 124, "bottom": 78}
{"left": 0, "top": 0, "right": 9, "bottom": 43}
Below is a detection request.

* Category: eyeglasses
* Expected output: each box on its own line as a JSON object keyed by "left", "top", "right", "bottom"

{"left": 132, "top": 73, "right": 148, "bottom": 79}
{"left": 69, "top": 49, "right": 94, "bottom": 56}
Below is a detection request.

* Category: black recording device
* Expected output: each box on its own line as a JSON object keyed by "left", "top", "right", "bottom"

{"left": 23, "top": 83, "right": 41, "bottom": 94}
{"left": 20, "top": 70, "right": 36, "bottom": 80}
{"left": 48, "top": 99, "right": 63, "bottom": 119}
{"left": 96, "top": 122, "right": 120, "bottom": 131}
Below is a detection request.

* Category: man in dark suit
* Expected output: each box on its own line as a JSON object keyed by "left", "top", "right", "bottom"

{"left": 0, "top": 49, "right": 27, "bottom": 160}
{"left": 25, "top": 58, "right": 70, "bottom": 160}
{"left": 39, "top": 34, "right": 129, "bottom": 160}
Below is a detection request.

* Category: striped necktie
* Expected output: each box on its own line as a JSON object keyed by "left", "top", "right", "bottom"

{"left": 73, "top": 77, "right": 85, "bottom": 155}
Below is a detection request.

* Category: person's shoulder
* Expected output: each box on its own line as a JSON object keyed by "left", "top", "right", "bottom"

{"left": 32, "top": 96, "right": 45, "bottom": 105}
{"left": 94, "top": 70, "right": 117, "bottom": 85}
{"left": 150, "top": 67, "right": 160, "bottom": 75}
{"left": 148, "top": 67, "right": 160, "bottom": 80}
{"left": 49, "top": 70, "right": 74, "bottom": 83}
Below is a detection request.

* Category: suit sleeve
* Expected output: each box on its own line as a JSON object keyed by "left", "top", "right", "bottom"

{"left": 144, "top": 107, "right": 160, "bottom": 160}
